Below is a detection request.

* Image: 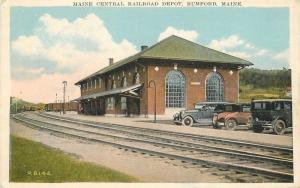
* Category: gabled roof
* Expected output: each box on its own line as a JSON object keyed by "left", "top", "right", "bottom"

{"left": 75, "top": 35, "right": 253, "bottom": 85}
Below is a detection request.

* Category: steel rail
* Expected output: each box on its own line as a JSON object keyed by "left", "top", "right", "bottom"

{"left": 13, "top": 115, "right": 293, "bottom": 182}
{"left": 40, "top": 112, "right": 293, "bottom": 153}
{"left": 38, "top": 112, "right": 293, "bottom": 158}
{"left": 18, "top": 114, "right": 293, "bottom": 166}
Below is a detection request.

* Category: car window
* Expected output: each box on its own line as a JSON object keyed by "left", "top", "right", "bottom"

{"left": 194, "top": 104, "right": 203, "bottom": 109}
{"left": 284, "top": 102, "right": 292, "bottom": 110}
{"left": 214, "top": 105, "right": 224, "bottom": 112}
{"left": 274, "top": 102, "right": 283, "bottom": 111}
{"left": 253, "top": 102, "right": 266, "bottom": 109}
{"left": 224, "top": 105, "right": 233, "bottom": 111}
{"left": 242, "top": 106, "right": 251, "bottom": 112}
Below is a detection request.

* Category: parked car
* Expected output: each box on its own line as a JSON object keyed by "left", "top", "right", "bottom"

{"left": 173, "top": 102, "right": 229, "bottom": 126}
{"left": 251, "top": 99, "right": 292, "bottom": 135}
{"left": 212, "top": 103, "right": 251, "bottom": 130}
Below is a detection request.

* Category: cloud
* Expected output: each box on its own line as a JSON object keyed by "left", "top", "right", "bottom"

{"left": 255, "top": 49, "right": 269, "bottom": 56}
{"left": 208, "top": 35, "right": 245, "bottom": 51}
{"left": 158, "top": 26, "right": 199, "bottom": 42}
{"left": 11, "top": 72, "right": 81, "bottom": 103}
{"left": 11, "top": 13, "right": 138, "bottom": 103}
{"left": 273, "top": 49, "right": 289, "bottom": 62}
{"left": 13, "top": 67, "right": 45, "bottom": 76}
{"left": 207, "top": 35, "right": 289, "bottom": 69}
{"left": 226, "top": 51, "right": 252, "bottom": 59}
{"left": 12, "top": 36, "right": 46, "bottom": 56}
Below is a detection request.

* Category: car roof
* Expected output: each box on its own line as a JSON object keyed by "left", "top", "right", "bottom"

{"left": 195, "top": 102, "right": 230, "bottom": 105}
{"left": 252, "top": 99, "right": 292, "bottom": 102}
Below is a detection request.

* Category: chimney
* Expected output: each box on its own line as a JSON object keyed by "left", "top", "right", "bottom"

{"left": 141, "top": 45, "right": 148, "bottom": 51}
{"left": 109, "top": 58, "right": 114, "bottom": 66}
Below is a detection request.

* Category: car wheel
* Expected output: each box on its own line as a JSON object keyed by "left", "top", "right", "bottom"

{"left": 225, "top": 119, "right": 237, "bottom": 131}
{"left": 182, "top": 116, "right": 194, "bottom": 127}
{"left": 252, "top": 124, "right": 264, "bottom": 133}
{"left": 273, "top": 119, "right": 286, "bottom": 135}
{"left": 212, "top": 121, "right": 221, "bottom": 129}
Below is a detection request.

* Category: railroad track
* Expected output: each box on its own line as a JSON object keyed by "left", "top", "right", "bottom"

{"left": 12, "top": 112, "right": 293, "bottom": 183}
{"left": 39, "top": 112, "right": 293, "bottom": 158}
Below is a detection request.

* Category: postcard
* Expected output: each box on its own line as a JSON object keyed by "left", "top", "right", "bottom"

{"left": 0, "top": 0, "right": 299, "bottom": 187}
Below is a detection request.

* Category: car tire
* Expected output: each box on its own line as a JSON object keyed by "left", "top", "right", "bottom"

{"left": 225, "top": 119, "right": 237, "bottom": 131}
{"left": 212, "top": 121, "right": 221, "bottom": 129}
{"left": 252, "top": 124, "right": 264, "bottom": 133}
{"left": 273, "top": 119, "right": 286, "bottom": 135}
{"left": 182, "top": 116, "right": 194, "bottom": 127}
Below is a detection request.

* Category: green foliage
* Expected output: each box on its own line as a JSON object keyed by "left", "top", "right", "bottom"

{"left": 10, "top": 136, "right": 137, "bottom": 182}
{"left": 240, "top": 68, "right": 291, "bottom": 89}
{"left": 239, "top": 68, "right": 291, "bottom": 102}
{"left": 10, "top": 97, "right": 46, "bottom": 114}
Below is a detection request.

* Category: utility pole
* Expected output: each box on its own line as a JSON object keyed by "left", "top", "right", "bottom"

{"left": 148, "top": 80, "right": 156, "bottom": 123}
{"left": 62, "top": 81, "right": 67, "bottom": 114}
{"left": 68, "top": 96, "right": 70, "bottom": 111}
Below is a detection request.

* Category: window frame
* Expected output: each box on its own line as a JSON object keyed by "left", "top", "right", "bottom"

{"left": 165, "top": 70, "right": 186, "bottom": 108}
{"left": 205, "top": 72, "right": 224, "bottom": 102}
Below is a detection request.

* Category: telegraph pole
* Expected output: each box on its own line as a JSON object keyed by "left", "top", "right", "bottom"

{"left": 148, "top": 80, "right": 156, "bottom": 123}
{"left": 62, "top": 81, "right": 67, "bottom": 114}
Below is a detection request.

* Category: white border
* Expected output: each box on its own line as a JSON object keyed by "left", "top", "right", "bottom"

{"left": 1, "top": 0, "right": 299, "bottom": 187}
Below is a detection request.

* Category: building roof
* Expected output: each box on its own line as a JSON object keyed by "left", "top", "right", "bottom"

{"left": 75, "top": 35, "right": 253, "bottom": 85}
{"left": 74, "top": 84, "right": 142, "bottom": 100}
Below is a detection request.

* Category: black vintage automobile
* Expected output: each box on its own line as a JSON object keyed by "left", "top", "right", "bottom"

{"left": 173, "top": 102, "right": 229, "bottom": 126}
{"left": 251, "top": 99, "right": 292, "bottom": 135}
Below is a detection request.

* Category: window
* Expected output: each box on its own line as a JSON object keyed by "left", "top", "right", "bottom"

{"left": 284, "top": 102, "right": 291, "bottom": 110}
{"left": 224, "top": 105, "right": 233, "bottom": 112}
{"left": 242, "top": 106, "right": 251, "bottom": 112}
{"left": 111, "top": 80, "right": 116, "bottom": 89}
{"left": 106, "top": 97, "right": 115, "bottom": 110}
{"left": 122, "top": 77, "right": 127, "bottom": 87}
{"left": 99, "top": 78, "right": 102, "bottom": 88}
{"left": 121, "top": 97, "right": 127, "bottom": 110}
{"left": 134, "top": 73, "right": 140, "bottom": 84}
{"left": 206, "top": 72, "right": 224, "bottom": 102}
{"left": 274, "top": 102, "right": 282, "bottom": 110}
{"left": 165, "top": 70, "right": 185, "bottom": 108}
{"left": 254, "top": 102, "right": 267, "bottom": 110}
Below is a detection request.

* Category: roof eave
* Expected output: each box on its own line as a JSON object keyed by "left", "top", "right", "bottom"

{"left": 141, "top": 56, "right": 253, "bottom": 66}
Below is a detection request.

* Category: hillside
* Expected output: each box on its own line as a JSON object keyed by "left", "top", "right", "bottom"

{"left": 10, "top": 97, "right": 45, "bottom": 114}
{"left": 239, "top": 68, "right": 291, "bottom": 102}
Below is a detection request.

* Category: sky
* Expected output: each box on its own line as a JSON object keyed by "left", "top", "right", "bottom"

{"left": 10, "top": 7, "right": 289, "bottom": 103}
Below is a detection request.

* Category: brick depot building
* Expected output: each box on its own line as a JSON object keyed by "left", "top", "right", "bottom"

{"left": 75, "top": 35, "right": 252, "bottom": 116}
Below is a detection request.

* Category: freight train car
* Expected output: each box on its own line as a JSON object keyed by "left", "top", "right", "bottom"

{"left": 46, "top": 102, "right": 78, "bottom": 112}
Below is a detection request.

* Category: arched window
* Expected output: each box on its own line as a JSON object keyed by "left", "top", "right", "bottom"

{"left": 206, "top": 72, "right": 224, "bottom": 102}
{"left": 165, "top": 70, "right": 185, "bottom": 108}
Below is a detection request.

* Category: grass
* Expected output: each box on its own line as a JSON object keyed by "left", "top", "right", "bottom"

{"left": 10, "top": 135, "right": 137, "bottom": 182}
{"left": 239, "top": 84, "right": 289, "bottom": 102}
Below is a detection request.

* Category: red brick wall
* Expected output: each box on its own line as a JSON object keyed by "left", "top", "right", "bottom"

{"left": 81, "top": 64, "right": 145, "bottom": 96}
{"left": 146, "top": 64, "right": 238, "bottom": 114}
